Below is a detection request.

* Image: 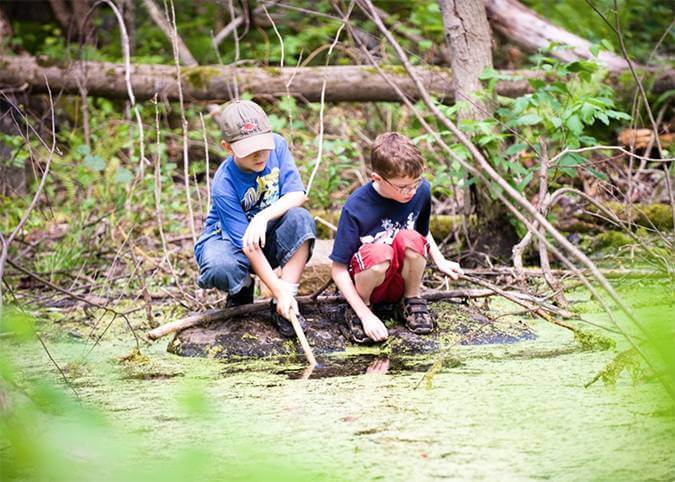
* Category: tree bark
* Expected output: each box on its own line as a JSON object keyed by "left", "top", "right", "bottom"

{"left": 485, "top": 0, "right": 630, "bottom": 72}
{"left": 439, "top": 0, "right": 519, "bottom": 263}
{"left": 141, "top": 0, "right": 197, "bottom": 66}
{"left": 439, "top": 0, "right": 494, "bottom": 122}
{"left": 0, "top": 55, "right": 671, "bottom": 104}
{"left": 0, "top": 54, "right": 542, "bottom": 103}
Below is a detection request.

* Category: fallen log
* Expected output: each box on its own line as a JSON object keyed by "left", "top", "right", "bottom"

{"left": 0, "top": 54, "right": 536, "bottom": 103}
{"left": 1, "top": 55, "right": 672, "bottom": 103}
{"left": 146, "top": 288, "right": 494, "bottom": 341}
{"left": 618, "top": 129, "right": 674, "bottom": 150}
{"left": 486, "top": 0, "right": 628, "bottom": 72}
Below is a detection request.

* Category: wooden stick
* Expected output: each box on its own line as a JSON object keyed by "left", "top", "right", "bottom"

{"left": 289, "top": 311, "right": 317, "bottom": 366}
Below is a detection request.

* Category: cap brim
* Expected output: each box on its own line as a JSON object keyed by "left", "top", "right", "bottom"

{"left": 230, "top": 132, "right": 275, "bottom": 158}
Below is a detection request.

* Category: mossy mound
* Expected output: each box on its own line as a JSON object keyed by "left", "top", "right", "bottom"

{"left": 168, "top": 300, "right": 536, "bottom": 359}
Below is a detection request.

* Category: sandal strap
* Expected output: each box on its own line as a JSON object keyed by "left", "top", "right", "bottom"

{"left": 403, "top": 297, "right": 429, "bottom": 313}
{"left": 404, "top": 296, "right": 428, "bottom": 306}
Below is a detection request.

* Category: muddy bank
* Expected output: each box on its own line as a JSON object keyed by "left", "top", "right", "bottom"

{"left": 168, "top": 301, "right": 535, "bottom": 359}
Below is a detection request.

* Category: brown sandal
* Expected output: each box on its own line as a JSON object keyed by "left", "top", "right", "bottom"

{"left": 399, "top": 297, "right": 433, "bottom": 334}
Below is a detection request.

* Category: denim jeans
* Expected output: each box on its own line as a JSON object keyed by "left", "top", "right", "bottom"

{"left": 194, "top": 207, "right": 316, "bottom": 294}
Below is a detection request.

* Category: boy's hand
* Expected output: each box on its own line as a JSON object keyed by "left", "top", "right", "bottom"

{"left": 360, "top": 312, "right": 388, "bottom": 342}
{"left": 436, "top": 258, "right": 463, "bottom": 280}
{"left": 275, "top": 290, "right": 299, "bottom": 321}
{"left": 243, "top": 213, "right": 268, "bottom": 250}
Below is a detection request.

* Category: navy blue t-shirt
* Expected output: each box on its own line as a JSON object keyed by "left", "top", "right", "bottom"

{"left": 197, "top": 133, "right": 304, "bottom": 252}
{"left": 329, "top": 180, "right": 431, "bottom": 265}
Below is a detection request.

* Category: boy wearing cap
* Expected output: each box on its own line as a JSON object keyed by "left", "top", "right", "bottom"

{"left": 195, "top": 100, "right": 316, "bottom": 337}
{"left": 330, "top": 132, "right": 463, "bottom": 344}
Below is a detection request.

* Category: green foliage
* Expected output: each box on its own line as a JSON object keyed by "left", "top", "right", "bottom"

{"left": 522, "top": 0, "right": 675, "bottom": 62}
{"left": 591, "top": 230, "right": 633, "bottom": 250}
{"left": 445, "top": 52, "right": 632, "bottom": 195}
{"left": 0, "top": 133, "right": 30, "bottom": 169}
{"left": 0, "top": 354, "right": 322, "bottom": 482}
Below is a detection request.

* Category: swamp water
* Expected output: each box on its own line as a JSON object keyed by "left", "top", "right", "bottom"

{"left": 2, "top": 289, "right": 674, "bottom": 481}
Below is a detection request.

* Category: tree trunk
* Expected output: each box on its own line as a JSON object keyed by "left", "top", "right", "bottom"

{"left": 439, "top": 0, "right": 519, "bottom": 263}
{"left": 141, "top": 0, "right": 197, "bottom": 66}
{"left": 439, "top": 0, "right": 494, "bottom": 122}
{"left": 485, "top": 0, "right": 630, "bottom": 72}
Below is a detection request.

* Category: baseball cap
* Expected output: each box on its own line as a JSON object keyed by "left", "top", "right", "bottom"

{"left": 219, "top": 100, "right": 275, "bottom": 158}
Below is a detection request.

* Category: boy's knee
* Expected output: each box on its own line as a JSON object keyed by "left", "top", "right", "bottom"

{"left": 404, "top": 247, "right": 425, "bottom": 261}
{"left": 198, "top": 256, "right": 245, "bottom": 291}
{"left": 369, "top": 260, "right": 390, "bottom": 275}
{"left": 284, "top": 207, "right": 316, "bottom": 233}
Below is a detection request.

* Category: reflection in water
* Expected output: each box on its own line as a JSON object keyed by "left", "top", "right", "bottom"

{"left": 365, "top": 357, "right": 390, "bottom": 375}
{"left": 278, "top": 355, "right": 433, "bottom": 380}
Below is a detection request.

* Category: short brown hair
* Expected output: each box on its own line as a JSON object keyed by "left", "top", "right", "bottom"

{"left": 371, "top": 132, "right": 425, "bottom": 179}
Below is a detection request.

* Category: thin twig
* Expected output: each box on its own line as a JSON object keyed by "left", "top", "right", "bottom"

{"left": 0, "top": 76, "right": 56, "bottom": 314}
{"left": 166, "top": 0, "right": 198, "bottom": 246}
{"left": 306, "top": 1, "right": 354, "bottom": 196}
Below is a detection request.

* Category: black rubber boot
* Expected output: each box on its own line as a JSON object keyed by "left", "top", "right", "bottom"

{"left": 225, "top": 282, "right": 254, "bottom": 308}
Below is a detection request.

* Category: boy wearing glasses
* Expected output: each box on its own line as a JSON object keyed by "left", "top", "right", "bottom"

{"left": 330, "top": 132, "right": 463, "bottom": 343}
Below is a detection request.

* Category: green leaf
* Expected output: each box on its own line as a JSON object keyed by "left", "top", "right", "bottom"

{"left": 419, "top": 39, "right": 432, "bottom": 51}
{"left": 587, "top": 167, "right": 608, "bottom": 181}
{"left": 73, "top": 144, "right": 90, "bottom": 160}
{"left": 505, "top": 143, "right": 528, "bottom": 156}
{"left": 597, "top": 112, "right": 610, "bottom": 125}
{"left": 84, "top": 153, "right": 105, "bottom": 172}
{"left": 479, "top": 67, "right": 499, "bottom": 80}
{"left": 512, "top": 96, "right": 530, "bottom": 114}
{"left": 509, "top": 161, "right": 528, "bottom": 176}
{"left": 601, "top": 39, "right": 615, "bottom": 53}
{"left": 114, "top": 167, "right": 134, "bottom": 185}
{"left": 267, "top": 114, "right": 287, "bottom": 131}
{"left": 580, "top": 103, "right": 595, "bottom": 123}
{"left": 566, "top": 115, "right": 583, "bottom": 135}
{"left": 517, "top": 171, "right": 534, "bottom": 191}
{"left": 528, "top": 78, "right": 546, "bottom": 90}
{"left": 559, "top": 152, "right": 586, "bottom": 167}
{"left": 590, "top": 43, "right": 601, "bottom": 57}
{"left": 517, "top": 114, "right": 542, "bottom": 126}
{"left": 607, "top": 110, "right": 631, "bottom": 120}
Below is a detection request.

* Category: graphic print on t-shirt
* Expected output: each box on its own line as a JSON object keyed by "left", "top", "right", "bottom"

{"left": 360, "top": 212, "right": 417, "bottom": 245}
{"left": 240, "top": 167, "right": 280, "bottom": 219}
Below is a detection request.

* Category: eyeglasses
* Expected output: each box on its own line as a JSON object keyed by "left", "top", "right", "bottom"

{"left": 379, "top": 175, "right": 422, "bottom": 195}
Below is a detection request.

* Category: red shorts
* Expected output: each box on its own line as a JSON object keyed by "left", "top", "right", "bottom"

{"left": 349, "top": 229, "right": 428, "bottom": 304}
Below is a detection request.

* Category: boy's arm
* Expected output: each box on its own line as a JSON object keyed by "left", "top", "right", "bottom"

{"left": 331, "top": 262, "right": 389, "bottom": 342}
{"left": 244, "top": 244, "right": 298, "bottom": 320}
{"left": 426, "top": 232, "right": 463, "bottom": 280}
{"left": 243, "top": 191, "right": 306, "bottom": 249}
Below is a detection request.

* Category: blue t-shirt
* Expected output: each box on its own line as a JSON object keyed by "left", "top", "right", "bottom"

{"left": 329, "top": 180, "right": 432, "bottom": 265}
{"left": 197, "top": 133, "right": 304, "bottom": 251}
